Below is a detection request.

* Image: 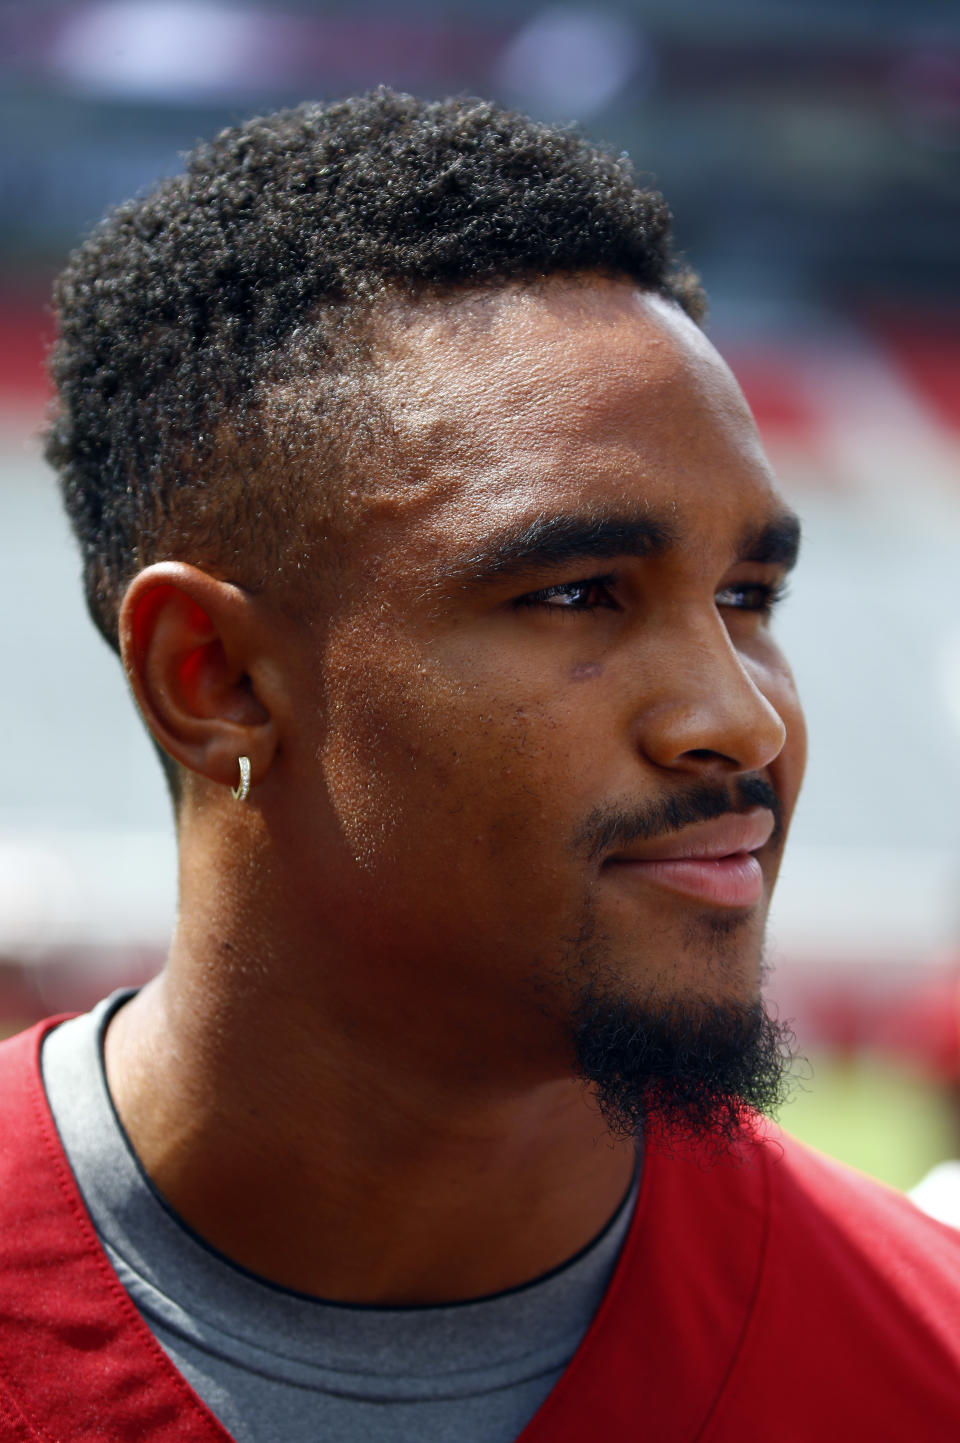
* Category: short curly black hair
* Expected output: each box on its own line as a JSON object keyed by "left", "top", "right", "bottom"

{"left": 45, "top": 87, "right": 704, "bottom": 654}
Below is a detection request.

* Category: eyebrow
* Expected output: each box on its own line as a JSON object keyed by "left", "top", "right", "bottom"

{"left": 738, "top": 512, "right": 802, "bottom": 571}
{"left": 441, "top": 510, "right": 678, "bottom": 586}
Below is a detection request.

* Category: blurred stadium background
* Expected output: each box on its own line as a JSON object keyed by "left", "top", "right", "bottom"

{"left": 2, "top": 0, "right": 959, "bottom": 1189}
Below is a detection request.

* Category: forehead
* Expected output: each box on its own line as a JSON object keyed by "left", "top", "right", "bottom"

{"left": 349, "top": 277, "right": 785, "bottom": 565}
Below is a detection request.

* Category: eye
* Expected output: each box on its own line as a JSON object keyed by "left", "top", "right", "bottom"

{"left": 514, "top": 575, "right": 619, "bottom": 613}
{"left": 715, "top": 580, "right": 789, "bottom": 616}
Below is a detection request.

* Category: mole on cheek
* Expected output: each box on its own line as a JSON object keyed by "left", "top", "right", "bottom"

{"left": 570, "top": 661, "right": 603, "bottom": 682}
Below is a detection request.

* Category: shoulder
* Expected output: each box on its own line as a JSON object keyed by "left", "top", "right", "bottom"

{"left": 712, "top": 1129, "right": 960, "bottom": 1435}
{"left": 0, "top": 1017, "right": 78, "bottom": 1179}
{"left": 762, "top": 1126, "right": 960, "bottom": 1281}
{"left": 557, "top": 1130, "right": 960, "bottom": 1441}
{"left": 0, "top": 1016, "right": 72, "bottom": 1101}
{"left": 647, "top": 1122, "right": 960, "bottom": 1318}
{"left": 0, "top": 1018, "right": 57, "bottom": 1100}
{"left": 0, "top": 1016, "right": 74, "bottom": 1066}
{"left": 678, "top": 1130, "right": 960, "bottom": 1438}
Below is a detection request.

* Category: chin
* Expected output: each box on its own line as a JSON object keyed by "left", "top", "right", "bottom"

{"left": 568, "top": 965, "right": 794, "bottom": 1148}
{"left": 619, "top": 907, "right": 769, "bottom": 1009}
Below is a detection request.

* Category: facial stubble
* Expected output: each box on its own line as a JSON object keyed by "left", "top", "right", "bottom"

{"left": 564, "top": 788, "right": 796, "bottom": 1148}
{"left": 570, "top": 958, "right": 795, "bottom": 1149}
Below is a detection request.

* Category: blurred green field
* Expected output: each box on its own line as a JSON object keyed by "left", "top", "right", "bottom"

{"left": 780, "top": 1050, "right": 958, "bottom": 1191}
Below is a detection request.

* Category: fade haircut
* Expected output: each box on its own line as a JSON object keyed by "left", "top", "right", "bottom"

{"left": 45, "top": 87, "right": 704, "bottom": 658}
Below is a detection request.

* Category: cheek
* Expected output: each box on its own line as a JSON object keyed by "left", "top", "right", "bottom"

{"left": 314, "top": 637, "right": 530, "bottom": 870}
{"left": 778, "top": 690, "right": 807, "bottom": 820}
{"left": 314, "top": 627, "right": 591, "bottom": 877}
{"left": 316, "top": 657, "right": 451, "bottom": 869}
{"left": 756, "top": 652, "right": 806, "bottom": 822}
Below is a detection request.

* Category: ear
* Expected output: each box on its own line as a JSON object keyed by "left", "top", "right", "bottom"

{"left": 118, "top": 562, "right": 281, "bottom": 796}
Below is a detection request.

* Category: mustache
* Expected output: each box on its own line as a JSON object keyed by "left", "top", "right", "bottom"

{"left": 574, "top": 775, "right": 783, "bottom": 863}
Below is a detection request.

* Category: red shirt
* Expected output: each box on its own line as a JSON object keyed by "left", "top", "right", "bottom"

{"left": 0, "top": 1018, "right": 958, "bottom": 1440}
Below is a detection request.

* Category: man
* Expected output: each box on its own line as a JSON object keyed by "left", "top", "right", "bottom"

{"left": 3, "top": 89, "right": 958, "bottom": 1440}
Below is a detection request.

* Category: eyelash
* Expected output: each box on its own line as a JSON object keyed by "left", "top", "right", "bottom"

{"left": 514, "top": 575, "right": 619, "bottom": 614}
{"left": 515, "top": 576, "right": 789, "bottom": 616}
{"left": 716, "top": 581, "right": 790, "bottom": 616}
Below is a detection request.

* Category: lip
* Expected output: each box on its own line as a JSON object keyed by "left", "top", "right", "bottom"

{"left": 602, "top": 807, "right": 775, "bottom": 909}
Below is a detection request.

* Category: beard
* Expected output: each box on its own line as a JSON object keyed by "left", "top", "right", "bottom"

{"left": 571, "top": 980, "right": 795, "bottom": 1149}
{"left": 565, "top": 774, "right": 796, "bottom": 1148}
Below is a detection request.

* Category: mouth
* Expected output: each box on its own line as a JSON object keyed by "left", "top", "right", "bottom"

{"left": 602, "top": 807, "right": 775, "bottom": 909}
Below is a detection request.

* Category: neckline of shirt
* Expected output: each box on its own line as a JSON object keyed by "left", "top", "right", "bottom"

{"left": 42, "top": 993, "right": 640, "bottom": 1386}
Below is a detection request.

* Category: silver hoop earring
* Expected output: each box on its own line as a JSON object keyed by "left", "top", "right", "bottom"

{"left": 231, "top": 755, "right": 252, "bottom": 803}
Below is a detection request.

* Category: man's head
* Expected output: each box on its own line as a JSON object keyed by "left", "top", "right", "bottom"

{"left": 45, "top": 89, "right": 702, "bottom": 661}
{"left": 45, "top": 91, "right": 804, "bottom": 1142}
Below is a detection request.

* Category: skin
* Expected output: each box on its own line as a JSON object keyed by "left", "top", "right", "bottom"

{"left": 106, "top": 276, "right": 806, "bottom": 1304}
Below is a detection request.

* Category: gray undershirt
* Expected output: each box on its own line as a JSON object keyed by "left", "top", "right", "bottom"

{"left": 42, "top": 995, "right": 638, "bottom": 1443}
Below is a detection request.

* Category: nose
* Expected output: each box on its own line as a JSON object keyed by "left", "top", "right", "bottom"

{"left": 634, "top": 617, "right": 787, "bottom": 777}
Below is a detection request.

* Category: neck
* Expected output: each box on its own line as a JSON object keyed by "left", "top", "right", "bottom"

{"left": 103, "top": 836, "right": 637, "bottom": 1303}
